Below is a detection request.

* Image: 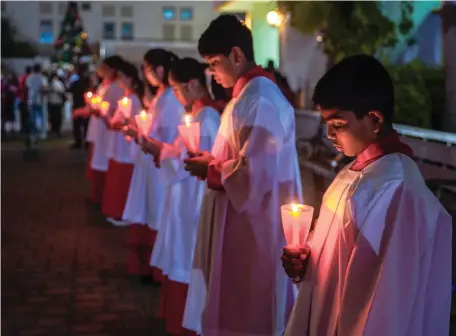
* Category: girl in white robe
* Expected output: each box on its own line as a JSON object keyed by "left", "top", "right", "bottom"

{"left": 122, "top": 49, "right": 184, "bottom": 281}
{"left": 101, "top": 61, "right": 143, "bottom": 224}
{"left": 140, "top": 58, "right": 221, "bottom": 336}
{"left": 85, "top": 56, "right": 124, "bottom": 204}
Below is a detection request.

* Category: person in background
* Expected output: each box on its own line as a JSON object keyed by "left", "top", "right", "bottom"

{"left": 266, "top": 59, "right": 295, "bottom": 107}
{"left": 26, "top": 64, "right": 47, "bottom": 144}
{"left": 47, "top": 73, "right": 66, "bottom": 137}
{"left": 1, "top": 72, "right": 18, "bottom": 136}
{"left": 17, "top": 65, "right": 32, "bottom": 135}
{"left": 68, "top": 64, "right": 90, "bottom": 149}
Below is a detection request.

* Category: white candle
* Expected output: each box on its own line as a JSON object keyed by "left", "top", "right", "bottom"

{"left": 281, "top": 203, "right": 314, "bottom": 247}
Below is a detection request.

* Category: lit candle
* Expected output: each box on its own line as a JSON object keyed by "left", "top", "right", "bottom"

{"left": 281, "top": 203, "right": 314, "bottom": 247}
{"left": 99, "top": 101, "right": 110, "bottom": 116}
{"left": 121, "top": 97, "right": 130, "bottom": 107}
{"left": 184, "top": 114, "right": 192, "bottom": 127}
{"left": 85, "top": 91, "right": 93, "bottom": 99}
{"left": 139, "top": 110, "right": 147, "bottom": 120}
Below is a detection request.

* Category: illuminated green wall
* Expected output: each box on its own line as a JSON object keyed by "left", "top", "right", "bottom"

{"left": 250, "top": 2, "right": 280, "bottom": 68}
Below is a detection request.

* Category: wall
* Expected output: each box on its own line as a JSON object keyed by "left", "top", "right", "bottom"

{"left": 2, "top": 1, "right": 216, "bottom": 45}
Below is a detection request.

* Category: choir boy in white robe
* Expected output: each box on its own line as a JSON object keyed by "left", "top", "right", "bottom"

{"left": 183, "top": 15, "right": 303, "bottom": 336}
{"left": 140, "top": 57, "right": 221, "bottom": 336}
{"left": 85, "top": 56, "right": 124, "bottom": 204}
{"left": 101, "top": 61, "right": 143, "bottom": 225}
{"left": 122, "top": 49, "right": 184, "bottom": 282}
{"left": 282, "top": 54, "right": 452, "bottom": 336}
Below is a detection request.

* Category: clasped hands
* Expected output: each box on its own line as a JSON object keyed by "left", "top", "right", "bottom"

{"left": 281, "top": 244, "right": 311, "bottom": 283}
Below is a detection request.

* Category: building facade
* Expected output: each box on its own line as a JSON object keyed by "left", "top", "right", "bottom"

{"left": 2, "top": 1, "right": 217, "bottom": 59}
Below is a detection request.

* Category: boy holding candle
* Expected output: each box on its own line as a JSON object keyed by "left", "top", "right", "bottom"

{"left": 183, "top": 14, "right": 303, "bottom": 336}
{"left": 282, "top": 54, "right": 452, "bottom": 336}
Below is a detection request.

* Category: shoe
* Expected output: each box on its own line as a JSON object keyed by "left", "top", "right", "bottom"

{"left": 106, "top": 217, "right": 130, "bottom": 227}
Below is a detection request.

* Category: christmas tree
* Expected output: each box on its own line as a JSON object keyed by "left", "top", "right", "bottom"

{"left": 54, "top": 1, "right": 92, "bottom": 66}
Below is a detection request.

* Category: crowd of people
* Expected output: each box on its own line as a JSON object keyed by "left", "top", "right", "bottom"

{"left": 19, "top": 13, "right": 455, "bottom": 336}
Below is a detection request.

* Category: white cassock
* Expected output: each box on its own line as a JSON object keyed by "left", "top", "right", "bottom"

{"left": 88, "top": 83, "right": 124, "bottom": 172}
{"left": 123, "top": 88, "right": 184, "bottom": 227}
{"left": 183, "top": 76, "right": 303, "bottom": 336}
{"left": 105, "top": 93, "right": 142, "bottom": 165}
{"left": 150, "top": 106, "right": 221, "bottom": 281}
{"left": 285, "top": 153, "right": 452, "bottom": 336}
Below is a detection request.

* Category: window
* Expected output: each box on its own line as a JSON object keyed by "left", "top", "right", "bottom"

{"left": 179, "top": 8, "right": 193, "bottom": 21}
{"left": 121, "top": 22, "right": 133, "bottom": 40}
{"left": 120, "top": 5, "right": 133, "bottom": 17}
{"left": 81, "top": 2, "right": 91, "bottom": 11}
{"left": 103, "top": 22, "right": 116, "bottom": 40}
{"left": 39, "top": 2, "right": 53, "bottom": 14}
{"left": 39, "top": 20, "right": 54, "bottom": 44}
{"left": 162, "top": 7, "right": 176, "bottom": 21}
{"left": 102, "top": 4, "right": 115, "bottom": 17}
{"left": 162, "top": 23, "right": 176, "bottom": 41}
{"left": 180, "top": 25, "right": 193, "bottom": 41}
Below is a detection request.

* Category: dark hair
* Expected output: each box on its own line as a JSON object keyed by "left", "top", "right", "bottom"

{"left": 312, "top": 54, "right": 395, "bottom": 124}
{"left": 169, "top": 57, "right": 207, "bottom": 88}
{"left": 143, "top": 49, "right": 179, "bottom": 85}
{"left": 198, "top": 14, "right": 254, "bottom": 61}
{"left": 117, "top": 61, "right": 144, "bottom": 99}
{"left": 25, "top": 66, "right": 32, "bottom": 74}
{"left": 103, "top": 55, "right": 125, "bottom": 70}
{"left": 33, "top": 64, "right": 41, "bottom": 72}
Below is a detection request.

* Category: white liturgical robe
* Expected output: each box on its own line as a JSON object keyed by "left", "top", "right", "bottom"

{"left": 285, "top": 153, "right": 452, "bottom": 336}
{"left": 183, "top": 76, "right": 303, "bottom": 336}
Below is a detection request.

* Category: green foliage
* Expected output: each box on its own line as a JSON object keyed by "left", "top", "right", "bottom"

{"left": 386, "top": 61, "right": 445, "bottom": 129}
{"left": 1, "top": 17, "right": 37, "bottom": 58}
{"left": 278, "top": 1, "right": 414, "bottom": 62}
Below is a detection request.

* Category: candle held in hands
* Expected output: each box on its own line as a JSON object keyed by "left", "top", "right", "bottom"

{"left": 281, "top": 203, "right": 314, "bottom": 247}
{"left": 178, "top": 114, "right": 200, "bottom": 153}
{"left": 121, "top": 97, "right": 129, "bottom": 107}
{"left": 139, "top": 110, "right": 147, "bottom": 120}
{"left": 184, "top": 114, "right": 192, "bottom": 127}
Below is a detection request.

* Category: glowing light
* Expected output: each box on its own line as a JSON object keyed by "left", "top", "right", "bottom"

{"left": 121, "top": 97, "right": 130, "bottom": 106}
{"left": 139, "top": 110, "right": 147, "bottom": 120}
{"left": 316, "top": 35, "right": 323, "bottom": 43}
{"left": 86, "top": 91, "right": 93, "bottom": 99}
{"left": 100, "top": 101, "right": 109, "bottom": 109}
{"left": 267, "top": 11, "right": 282, "bottom": 27}
{"left": 291, "top": 203, "right": 300, "bottom": 213}
{"left": 184, "top": 114, "right": 192, "bottom": 127}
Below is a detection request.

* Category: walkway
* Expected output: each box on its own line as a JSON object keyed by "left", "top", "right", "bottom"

{"left": 1, "top": 140, "right": 165, "bottom": 335}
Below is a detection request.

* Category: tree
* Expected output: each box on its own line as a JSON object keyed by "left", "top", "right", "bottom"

{"left": 1, "top": 17, "right": 37, "bottom": 58}
{"left": 54, "top": 1, "right": 92, "bottom": 65}
{"left": 278, "top": 1, "right": 414, "bottom": 64}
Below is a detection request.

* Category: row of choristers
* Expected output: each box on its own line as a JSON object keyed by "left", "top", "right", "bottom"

{"left": 79, "top": 13, "right": 303, "bottom": 336}
{"left": 76, "top": 13, "right": 452, "bottom": 336}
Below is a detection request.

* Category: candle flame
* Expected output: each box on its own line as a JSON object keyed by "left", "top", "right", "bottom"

{"left": 100, "top": 101, "right": 109, "bottom": 109}
{"left": 86, "top": 92, "right": 93, "bottom": 98}
{"left": 184, "top": 115, "right": 192, "bottom": 126}
{"left": 291, "top": 203, "right": 300, "bottom": 213}
{"left": 139, "top": 110, "right": 147, "bottom": 120}
{"left": 121, "top": 97, "right": 129, "bottom": 106}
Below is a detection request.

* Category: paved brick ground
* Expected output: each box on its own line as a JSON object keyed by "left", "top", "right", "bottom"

{"left": 1, "top": 141, "right": 166, "bottom": 336}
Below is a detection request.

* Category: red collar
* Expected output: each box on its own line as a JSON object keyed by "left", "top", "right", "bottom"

{"left": 192, "top": 95, "right": 214, "bottom": 114}
{"left": 350, "top": 131, "right": 414, "bottom": 171}
{"left": 232, "top": 66, "right": 276, "bottom": 98}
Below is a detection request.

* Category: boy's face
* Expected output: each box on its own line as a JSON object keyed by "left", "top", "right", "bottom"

{"left": 321, "top": 108, "right": 383, "bottom": 157}
{"left": 204, "top": 53, "right": 239, "bottom": 89}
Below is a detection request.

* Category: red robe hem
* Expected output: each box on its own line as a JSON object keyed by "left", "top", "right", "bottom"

{"left": 127, "top": 224, "right": 157, "bottom": 276}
